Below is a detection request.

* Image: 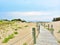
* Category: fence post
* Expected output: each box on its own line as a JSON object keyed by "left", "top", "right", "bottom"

{"left": 38, "top": 25, "right": 40, "bottom": 34}
{"left": 48, "top": 24, "right": 49, "bottom": 30}
{"left": 44, "top": 23, "right": 45, "bottom": 27}
{"left": 51, "top": 25, "right": 54, "bottom": 35}
{"left": 32, "top": 28, "right": 36, "bottom": 44}
{"left": 51, "top": 24, "right": 53, "bottom": 29}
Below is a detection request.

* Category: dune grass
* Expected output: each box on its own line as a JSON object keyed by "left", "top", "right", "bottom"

{"left": 23, "top": 42, "right": 27, "bottom": 45}
{"left": 2, "top": 34, "right": 14, "bottom": 43}
{"left": 14, "top": 32, "right": 18, "bottom": 34}
{"left": 57, "top": 40, "right": 60, "bottom": 43}
{"left": 24, "top": 25, "right": 28, "bottom": 27}
{"left": 58, "top": 30, "right": 60, "bottom": 33}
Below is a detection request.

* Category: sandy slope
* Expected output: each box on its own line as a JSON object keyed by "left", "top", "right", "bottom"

{"left": 0, "top": 21, "right": 38, "bottom": 45}
{"left": 51, "top": 21, "right": 60, "bottom": 45}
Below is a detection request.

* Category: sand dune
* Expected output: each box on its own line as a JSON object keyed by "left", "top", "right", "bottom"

{"left": 0, "top": 21, "right": 38, "bottom": 45}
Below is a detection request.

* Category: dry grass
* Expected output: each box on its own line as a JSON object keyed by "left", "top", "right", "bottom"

{"left": 0, "top": 21, "right": 38, "bottom": 45}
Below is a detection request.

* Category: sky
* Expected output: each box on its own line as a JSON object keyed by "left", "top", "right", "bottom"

{"left": 0, "top": 0, "right": 60, "bottom": 22}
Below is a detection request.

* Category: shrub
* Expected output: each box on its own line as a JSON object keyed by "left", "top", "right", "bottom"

{"left": 0, "top": 37, "right": 1, "bottom": 39}
{"left": 46, "top": 28, "right": 54, "bottom": 31}
{"left": 11, "top": 19, "right": 22, "bottom": 21}
{"left": 18, "top": 27, "right": 22, "bottom": 29}
{"left": 22, "top": 20, "right": 26, "bottom": 22}
{"left": 15, "top": 29, "right": 18, "bottom": 31}
{"left": 49, "top": 28, "right": 54, "bottom": 31}
{"left": 2, "top": 38, "right": 9, "bottom": 43}
{"left": 58, "top": 30, "right": 60, "bottom": 33}
{"left": 58, "top": 40, "right": 60, "bottom": 43}
{"left": 24, "top": 25, "right": 28, "bottom": 27}
{"left": 14, "top": 32, "right": 18, "bottom": 34}
{"left": 8, "top": 34, "right": 14, "bottom": 39}
{"left": 52, "top": 17, "right": 60, "bottom": 21}
{"left": 2, "top": 34, "right": 14, "bottom": 43}
{"left": 0, "top": 20, "right": 3, "bottom": 22}
{"left": 23, "top": 43, "right": 27, "bottom": 45}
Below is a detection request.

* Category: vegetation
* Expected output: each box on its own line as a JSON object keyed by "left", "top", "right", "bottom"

{"left": 53, "top": 17, "right": 60, "bottom": 21}
{"left": 11, "top": 19, "right": 26, "bottom": 22}
{"left": 0, "top": 19, "right": 26, "bottom": 44}
{"left": 8, "top": 34, "right": 14, "bottom": 39}
{"left": 0, "top": 20, "right": 2, "bottom": 21}
{"left": 23, "top": 43, "right": 27, "bottom": 45}
{"left": 18, "top": 27, "right": 22, "bottom": 29}
{"left": 46, "top": 28, "right": 54, "bottom": 32}
{"left": 21, "top": 20, "right": 26, "bottom": 22}
{"left": 45, "top": 25, "right": 48, "bottom": 27}
{"left": 2, "top": 34, "right": 14, "bottom": 43}
{"left": 2, "top": 19, "right": 9, "bottom": 21}
{"left": 58, "top": 30, "right": 60, "bottom": 33}
{"left": 24, "top": 25, "right": 28, "bottom": 27}
{"left": 15, "top": 28, "right": 18, "bottom": 31}
{"left": 0, "top": 19, "right": 9, "bottom": 22}
{"left": 0, "top": 18, "right": 26, "bottom": 22}
{"left": 58, "top": 40, "right": 60, "bottom": 43}
{"left": 2, "top": 38, "right": 9, "bottom": 43}
{"left": 49, "top": 28, "right": 54, "bottom": 31}
{"left": 14, "top": 32, "right": 18, "bottom": 34}
{"left": 11, "top": 19, "right": 22, "bottom": 21}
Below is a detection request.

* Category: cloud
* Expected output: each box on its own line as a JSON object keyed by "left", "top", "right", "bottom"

{"left": 0, "top": 10, "right": 60, "bottom": 21}
{"left": 2, "top": 11, "right": 59, "bottom": 21}
{"left": 6, "top": 11, "right": 51, "bottom": 16}
{"left": 5, "top": 11, "right": 60, "bottom": 17}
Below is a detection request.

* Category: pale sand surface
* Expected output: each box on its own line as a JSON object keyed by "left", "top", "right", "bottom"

{"left": 51, "top": 21, "right": 60, "bottom": 45}
{"left": 0, "top": 22, "right": 38, "bottom": 45}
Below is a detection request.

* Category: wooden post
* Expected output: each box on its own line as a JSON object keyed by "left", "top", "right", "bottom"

{"left": 44, "top": 23, "right": 45, "bottom": 27}
{"left": 39, "top": 25, "right": 40, "bottom": 33}
{"left": 51, "top": 25, "right": 54, "bottom": 35}
{"left": 48, "top": 24, "right": 49, "bottom": 30}
{"left": 51, "top": 24, "right": 53, "bottom": 29}
{"left": 32, "top": 28, "right": 36, "bottom": 44}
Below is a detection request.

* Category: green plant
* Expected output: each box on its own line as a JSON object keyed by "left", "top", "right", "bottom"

{"left": 53, "top": 17, "right": 60, "bottom": 21}
{"left": 58, "top": 30, "right": 60, "bottom": 33}
{"left": 2, "top": 38, "right": 9, "bottom": 43}
{"left": 45, "top": 25, "right": 48, "bottom": 27}
{"left": 18, "top": 27, "right": 22, "bottom": 29}
{"left": 2, "top": 34, "right": 14, "bottom": 43}
{"left": 15, "top": 29, "right": 18, "bottom": 31}
{"left": 8, "top": 34, "right": 14, "bottom": 39}
{"left": 14, "top": 32, "right": 18, "bottom": 34}
{"left": 24, "top": 25, "right": 28, "bottom": 27}
{"left": 23, "top": 43, "right": 27, "bottom": 45}
{"left": 58, "top": 40, "right": 60, "bottom": 43}
{"left": 46, "top": 28, "right": 54, "bottom": 32}
{"left": 49, "top": 28, "right": 54, "bottom": 31}
{"left": 0, "top": 37, "right": 2, "bottom": 39}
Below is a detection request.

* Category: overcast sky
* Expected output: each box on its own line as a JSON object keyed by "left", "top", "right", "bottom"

{"left": 0, "top": 0, "right": 60, "bottom": 22}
